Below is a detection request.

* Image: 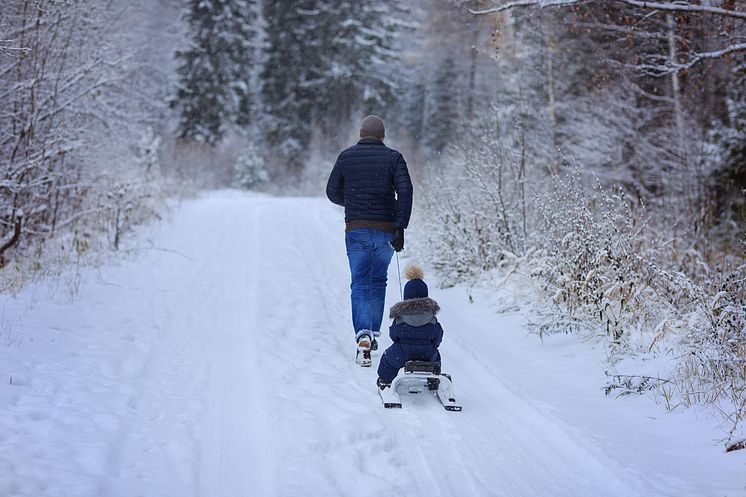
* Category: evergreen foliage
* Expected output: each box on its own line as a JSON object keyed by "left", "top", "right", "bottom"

{"left": 708, "top": 58, "right": 746, "bottom": 223}
{"left": 233, "top": 144, "right": 269, "bottom": 189}
{"left": 398, "top": 75, "right": 426, "bottom": 142}
{"left": 260, "top": 0, "right": 405, "bottom": 168}
{"left": 719, "top": 59, "right": 746, "bottom": 173}
{"left": 260, "top": 0, "right": 316, "bottom": 169}
{"left": 175, "top": 0, "right": 258, "bottom": 144}
{"left": 312, "top": 2, "right": 405, "bottom": 129}
{"left": 423, "top": 56, "right": 460, "bottom": 155}
{"left": 230, "top": 0, "right": 261, "bottom": 128}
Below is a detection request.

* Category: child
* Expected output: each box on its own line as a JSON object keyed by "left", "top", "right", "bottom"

{"left": 377, "top": 265, "right": 443, "bottom": 389}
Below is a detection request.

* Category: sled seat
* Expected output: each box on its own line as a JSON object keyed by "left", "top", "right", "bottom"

{"left": 404, "top": 360, "right": 441, "bottom": 375}
{"left": 383, "top": 362, "right": 461, "bottom": 412}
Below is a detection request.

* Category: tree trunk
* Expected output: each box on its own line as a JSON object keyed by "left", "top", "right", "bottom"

{"left": 667, "top": 14, "right": 686, "bottom": 154}
{"left": 466, "top": 26, "right": 479, "bottom": 119}
{"left": 544, "top": 18, "right": 558, "bottom": 174}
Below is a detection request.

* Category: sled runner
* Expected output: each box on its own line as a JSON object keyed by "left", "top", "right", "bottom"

{"left": 379, "top": 361, "right": 462, "bottom": 412}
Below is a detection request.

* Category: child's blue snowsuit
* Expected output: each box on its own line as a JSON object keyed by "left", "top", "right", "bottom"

{"left": 377, "top": 296, "right": 444, "bottom": 384}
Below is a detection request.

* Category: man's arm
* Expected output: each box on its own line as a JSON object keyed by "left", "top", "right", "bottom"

{"left": 393, "top": 154, "right": 413, "bottom": 228}
{"left": 326, "top": 156, "right": 345, "bottom": 206}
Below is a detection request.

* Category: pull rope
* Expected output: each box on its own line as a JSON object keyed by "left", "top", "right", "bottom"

{"left": 395, "top": 251, "right": 403, "bottom": 300}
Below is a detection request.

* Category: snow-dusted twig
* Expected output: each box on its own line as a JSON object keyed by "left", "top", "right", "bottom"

{"left": 472, "top": 0, "right": 746, "bottom": 20}
{"left": 634, "top": 43, "right": 746, "bottom": 76}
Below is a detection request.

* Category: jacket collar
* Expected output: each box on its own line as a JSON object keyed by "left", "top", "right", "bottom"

{"left": 389, "top": 297, "right": 440, "bottom": 320}
{"left": 358, "top": 138, "right": 385, "bottom": 145}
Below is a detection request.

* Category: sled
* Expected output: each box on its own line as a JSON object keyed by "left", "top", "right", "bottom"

{"left": 379, "top": 361, "right": 462, "bottom": 411}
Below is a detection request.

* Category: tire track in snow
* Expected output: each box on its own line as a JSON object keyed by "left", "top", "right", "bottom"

{"left": 199, "top": 197, "right": 279, "bottom": 497}
{"left": 275, "top": 199, "right": 398, "bottom": 494}
{"left": 100, "top": 195, "right": 243, "bottom": 497}
{"left": 246, "top": 197, "right": 453, "bottom": 495}
{"left": 434, "top": 317, "right": 650, "bottom": 497}
{"left": 303, "top": 200, "right": 484, "bottom": 496}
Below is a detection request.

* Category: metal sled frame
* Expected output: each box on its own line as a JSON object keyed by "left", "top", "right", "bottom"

{"left": 380, "top": 361, "right": 462, "bottom": 411}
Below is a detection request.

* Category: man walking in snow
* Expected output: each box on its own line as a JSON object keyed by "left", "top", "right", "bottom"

{"left": 326, "top": 115, "right": 413, "bottom": 367}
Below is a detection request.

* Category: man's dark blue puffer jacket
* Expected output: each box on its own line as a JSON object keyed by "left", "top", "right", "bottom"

{"left": 326, "top": 139, "right": 413, "bottom": 229}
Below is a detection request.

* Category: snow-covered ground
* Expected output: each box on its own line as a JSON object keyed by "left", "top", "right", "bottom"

{"left": 1, "top": 190, "right": 744, "bottom": 497}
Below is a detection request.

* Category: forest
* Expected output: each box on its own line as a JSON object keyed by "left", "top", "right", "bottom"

{"left": 1, "top": 0, "right": 745, "bottom": 447}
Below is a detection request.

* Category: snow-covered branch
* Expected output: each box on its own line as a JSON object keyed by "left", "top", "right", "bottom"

{"left": 632, "top": 43, "right": 746, "bottom": 76}
{"left": 616, "top": 0, "right": 746, "bottom": 21}
{"left": 470, "top": 0, "right": 746, "bottom": 75}
{"left": 469, "top": 0, "right": 581, "bottom": 15}
{"left": 471, "top": 0, "right": 746, "bottom": 20}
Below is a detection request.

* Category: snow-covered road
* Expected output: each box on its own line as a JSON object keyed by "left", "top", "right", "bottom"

{"left": 1, "top": 191, "right": 744, "bottom": 497}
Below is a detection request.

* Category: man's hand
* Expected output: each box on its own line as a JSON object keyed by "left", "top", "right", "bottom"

{"left": 390, "top": 228, "right": 404, "bottom": 252}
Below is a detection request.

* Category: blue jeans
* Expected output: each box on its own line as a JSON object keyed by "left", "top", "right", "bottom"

{"left": 345, "top": 228, "right": 395, "bottom": 340}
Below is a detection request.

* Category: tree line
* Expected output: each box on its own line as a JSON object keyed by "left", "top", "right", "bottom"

{"left": 173, "top": 0, "right": 410, "bottom": 172}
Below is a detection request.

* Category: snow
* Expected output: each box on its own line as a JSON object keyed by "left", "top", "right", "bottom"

{"left": 0, "top": 190, "right": 744, "bottom": 497}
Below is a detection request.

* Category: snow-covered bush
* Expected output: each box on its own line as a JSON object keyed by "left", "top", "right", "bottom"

{"left": 233, "top": 144, "right": 269, "bottom": 190}
{"left": 418, "top": 169, "right": 502, "bottom": 283}
{"left": 104, "top": 179, "right": 163, "bottom": 252}
{"left": 0, "top": 1, "right": 179, "bottom": 295}
{"left": 137, "top": 127, "right": 162, "bottom": 175}
{"left": 531, "top": 169, "right": 654, "bottom": 345}
{"left": 417, "top": 117, "right": 529, "bottom": 285}
{"left": 647, "top": 245, "right": 746, "bottom": 440}
{"left": 417, "top": 143, "right": 746, "bottom": 442}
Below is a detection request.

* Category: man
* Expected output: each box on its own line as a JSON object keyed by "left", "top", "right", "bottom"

{"left": 326, "top": 115, "right": 413, "bottom": 367}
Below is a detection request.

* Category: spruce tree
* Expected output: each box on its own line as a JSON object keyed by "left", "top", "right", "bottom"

{"left": 310, "top": 1, "right": 406, "bottom": 132}
{"left": 234, "top": 144, "right": 269, "bottom": 189}
{"left": 709, "top": 59, "right": 746, "bottom": 223}
{"left": 174, "top": 0, "right": 258, "bottom": 144}
{"left": 259, "top": 1, "right": 407, "bottom": 168}
{"left": 229, "top": 0, "right": 260, "bottom": 128}
{"left": 720, "top": 60, "right": 746, "bottom": 173}
{"left": 398, "top": 68, "right": 427, "bottom": 142}
{"left": 424, "top": 56, "right": 460, "bottom": 155}
{"left": 260, "top": 0, "right": 316, "bottom": 170}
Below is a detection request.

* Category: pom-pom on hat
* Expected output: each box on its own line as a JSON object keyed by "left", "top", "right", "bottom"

{"left": 403, "top": 264, "right": 428, "bottom": 300}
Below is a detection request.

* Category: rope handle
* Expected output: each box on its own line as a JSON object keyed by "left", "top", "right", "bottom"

{"left": 395, "top": 251, "right": 403, "bottom": 300}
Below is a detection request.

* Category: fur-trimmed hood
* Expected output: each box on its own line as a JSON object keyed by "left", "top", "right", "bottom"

{"left": 389, "top": 297, "right": 440, "bottom": 327}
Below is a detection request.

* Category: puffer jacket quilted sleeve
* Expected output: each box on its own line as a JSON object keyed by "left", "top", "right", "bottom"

{"left": 326, "top": 139, "right": 413, "bottom": 229}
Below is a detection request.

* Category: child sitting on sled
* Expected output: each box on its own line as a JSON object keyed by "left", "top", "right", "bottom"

{"left": 377, "top": 265, "right": 443, "bottom": 389}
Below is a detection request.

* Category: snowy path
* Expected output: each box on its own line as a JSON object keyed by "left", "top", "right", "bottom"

{"left": 1, "top": 191, "right": 744, "bottom": 497}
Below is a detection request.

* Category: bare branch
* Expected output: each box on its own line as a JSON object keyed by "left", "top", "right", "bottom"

{"left": 617, "top": 1, "right": 746, "bottom": 21}
{"left": 470, "top": 0, "right": 746, "bottom": 74}
{"left": 634, "top": 43, "right": 746, "bottom": 76}
{"left": 469, "top": 0, "right": 580, "bottom": 15}
{"left": 675, "top": 42, "right": 746, "bottom": 70}
{"left": 471, "top": 0, "right": 746, "bottom": 20}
